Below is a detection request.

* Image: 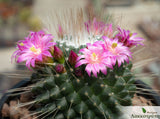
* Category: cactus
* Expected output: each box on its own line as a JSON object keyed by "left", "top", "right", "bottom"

{"left": 11, "top": 12, "right": 144, "bottom": 119}
{"left": 30, "top": 43, "right": 135, "bottom": 119}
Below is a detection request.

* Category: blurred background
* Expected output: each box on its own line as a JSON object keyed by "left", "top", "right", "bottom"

{"left": 0, "top": 0, "right": 160, "bottom": 98}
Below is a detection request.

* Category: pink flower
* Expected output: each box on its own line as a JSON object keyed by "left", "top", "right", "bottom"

{"left": 12, "top": 30, "right": 56, "bottom": 69}
{"left": 116, "top": 26, "right": 144, "bottom": 47}
{"left": 102, "top": 36, "right": 132, "bottom": 67}
{"left": 75, "top": 44, "right": 112, "bottom": 77}
{"left": 84, "top": 18, "right": 113, "bottom": 37}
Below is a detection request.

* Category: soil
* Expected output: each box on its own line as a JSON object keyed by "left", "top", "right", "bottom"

{"left": 1, "top": 92, "right": 36, "bottom": 119}
{"left": 132, "top": 94, "right": 154, "bottom": 106}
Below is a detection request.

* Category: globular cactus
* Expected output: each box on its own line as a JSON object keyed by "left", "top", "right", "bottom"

{"left": 30, "top": 43, "right": 135, "bottom": 119}
{"left": 11, "top": 13, "right": 144, "bottom": 119}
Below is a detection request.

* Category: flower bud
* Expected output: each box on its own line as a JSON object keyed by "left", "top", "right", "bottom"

{"left": 54, "top": 46, "right": 64, "bottom": 64}
{"left": 58, "top": 25, "right": 64, "bottom": 39}
{"left": 44, "top": 57, "right": 54, "bottom": 64}
{"left": 68, "top": 50, "right": 78, "bottom": 66}
{"left": 74, "top": 69, "right": 83, "bottom": 77}
{"left": 55, "top": 64, "right": 65, "bottom": 73}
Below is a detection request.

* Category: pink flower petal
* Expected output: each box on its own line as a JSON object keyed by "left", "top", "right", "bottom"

{"left": 31, "top": 59, "right": 36, "bottom": 67}
{"left": 76, "top": 55, "right": 85, "bottom": 61}
{"left": 91, "top": 65, "right": 97, "bottom": 77}
{"left": 75, "top": 60, "right": 88, "bottom": 68}
{"left": 85, "top": 64, "right": 92, "bottom": 76}
{"left": 43, "top": 51, "right": 52, "bottom": 57}
{"left": 37, "top": 54, "right": 43, "bottom": 61}
{"left": 99, "top": 64, "right": 107, "bottom": 75}
{"left": 93, "top": 63, "right": 100, "bottom": 74}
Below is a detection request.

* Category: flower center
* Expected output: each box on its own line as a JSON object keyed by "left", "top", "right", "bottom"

{"left": 30, "top": 46, "right": 41, "bottom": 55}
{"left": 111, "top": 43, "right": 117, "bottom": 49}
{"left": 129, "top": 33, "right": 133, "bottom": 37}
{"left": 19, "top": 43, "right": 24, "bottom": 46}
{"left": 91, "top": 52, "right": 98, "bottom": 62}
{"left": 110, "top": 43, "right": 118, "bottom": 55}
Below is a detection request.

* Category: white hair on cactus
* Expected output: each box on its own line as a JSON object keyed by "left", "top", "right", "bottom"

{"left": 40, "top": 9, "right": 100, "bottom": 48}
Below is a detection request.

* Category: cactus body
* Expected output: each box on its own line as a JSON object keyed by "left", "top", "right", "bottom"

{"left": 30, "top": 42, "right": 136, "bottom": 119}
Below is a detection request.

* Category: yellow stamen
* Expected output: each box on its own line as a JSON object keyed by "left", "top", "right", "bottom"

{"left": 30, "top": 46, "right": 37, "bottom": 52}
{"left": 91, "top": 52, "right": 98, "bottom": 61}
{"left": 30, "top": 46, "right": 41, "bottom": 55}
{"left": 112, "top": 43, "right": 117, "bottom": 49}
{"left": 129, "top": 33, "right": 133, "bottom": 37}
{"left": 92, "top": 53, "right": 96, "bottom": 58}
{"left": 19, "top": 43, "right": 24, "bottom": 46}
